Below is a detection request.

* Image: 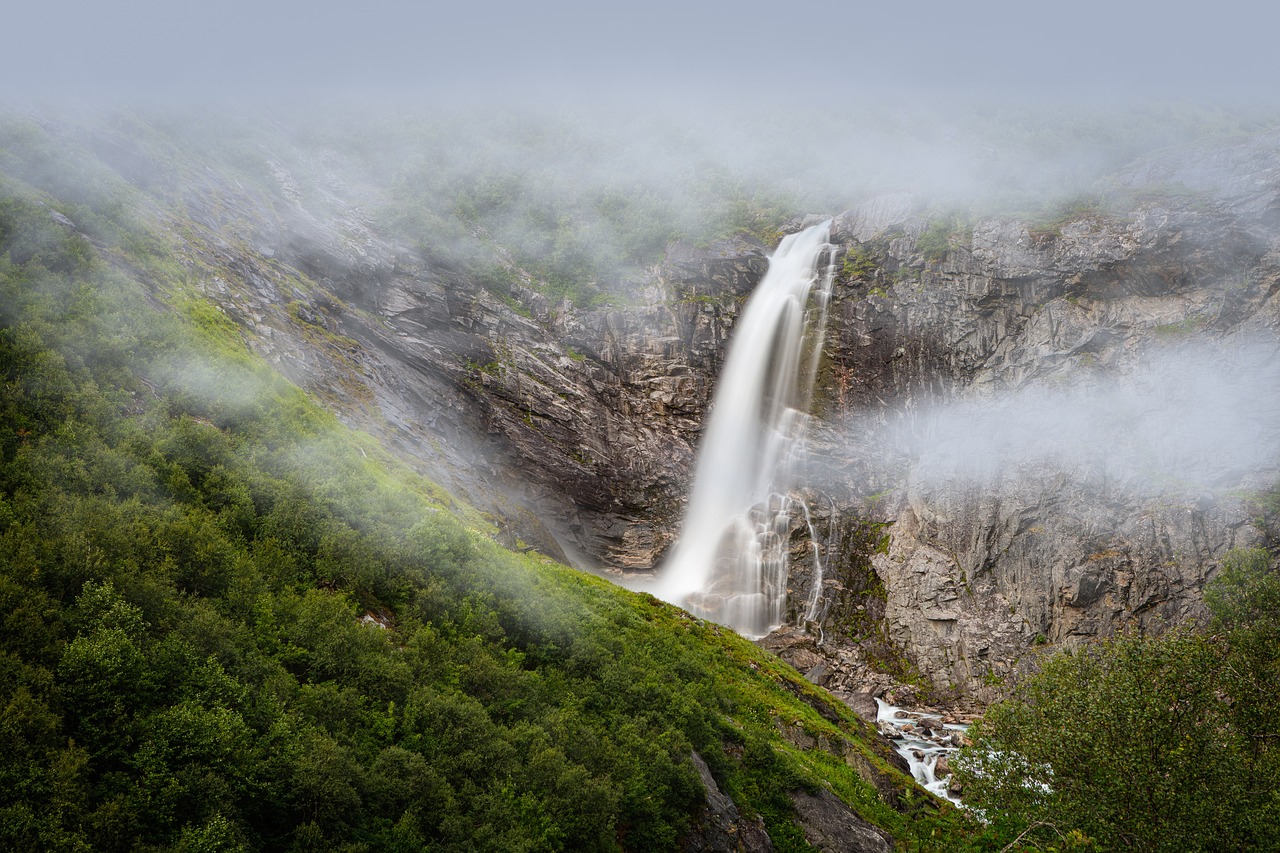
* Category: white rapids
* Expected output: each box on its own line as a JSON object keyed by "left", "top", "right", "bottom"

{"left": 876, "top": 699, "right": 971, "bottom": 805}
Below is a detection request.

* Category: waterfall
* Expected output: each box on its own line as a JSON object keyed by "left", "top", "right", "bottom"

{"left": 654, "top": 220, "right": 835, "bottom": 638}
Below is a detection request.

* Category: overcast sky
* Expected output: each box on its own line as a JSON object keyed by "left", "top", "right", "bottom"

{"left": 5, "top": 1, "right": 1279, "bottom": 107}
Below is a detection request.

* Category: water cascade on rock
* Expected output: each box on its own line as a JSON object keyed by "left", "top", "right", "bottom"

{"left": 875, "top": 699, "right": 969, "bottom": 805}
{"left": 654, "top": 220, "right": 835, "bottom": 637}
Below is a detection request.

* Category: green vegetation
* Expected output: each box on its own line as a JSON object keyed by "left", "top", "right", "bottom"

{"left": 1105, "top": 183, "right": 1218, "bottom": 214}
{"left": 1151, "top": 316, "right": 1210, "bottom": 339}
{"left": 1256, "top": 483, "right": 1280, "bottom": 541}
{"left": 916, "top": 212, "right": 972, "bottom": 263}
{"left": 0, "top": 175, "right": 988, "bottom": 851}
{"left": 1025, "top": 195, "right": 1109, "bottom": 243}
{"left": 383, "top": 128, "right": 796, "bottom": 309}
{"left": 955, "top": 547, "right": 1280, "bottom": 851}
{"left": 696, "top": 178, "right": 796, "bottom": 249}
{"left": 840, "top": 246, "right": 878, "bottom": 281}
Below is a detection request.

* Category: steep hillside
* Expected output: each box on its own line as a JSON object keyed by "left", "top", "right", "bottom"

{"left": 5, "top": 107, "right": 1278, "bottom": 710}
{"left": 0, "top": 121, "right": 990, "bottom": 851}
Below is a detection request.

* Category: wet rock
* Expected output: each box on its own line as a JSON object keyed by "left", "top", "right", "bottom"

{"left": 683, "top": 752, "right": 774, "bottom": 853}
{"left": 804, "top": 663, "right": 831, "bottom": 686}
{"left": 790, "top": 788, "right": 893, "bottom": 853}
{"left": 842, "top": 692, "right": 879, "bottom": 723}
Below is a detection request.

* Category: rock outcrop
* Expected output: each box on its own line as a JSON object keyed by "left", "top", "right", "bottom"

{"left": 789, "top": 789, "right": 893, "bottom": 853}
{"left": 683, "top": 752, "right": 773, "bottom": 853}
{"left": 789, "top": 147, "right": 1280, "bottom": 699}
{"left": 65, "top": 115, "right": 1280, "bottom": 702}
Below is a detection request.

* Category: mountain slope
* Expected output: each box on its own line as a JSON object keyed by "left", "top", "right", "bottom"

{"left": 0, "top": 121, "right": 986, "bottom": 852}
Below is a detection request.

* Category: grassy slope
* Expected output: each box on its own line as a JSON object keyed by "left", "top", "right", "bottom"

{"left": 0, "top": 120, "right": 995, "bottom": 852}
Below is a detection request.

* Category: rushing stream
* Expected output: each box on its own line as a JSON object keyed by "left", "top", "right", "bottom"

{"left": 653, "top": 220, "right": 835, "bottom": 637}
{"left": 876, "top": 699, "right": 970, "bottom": 805}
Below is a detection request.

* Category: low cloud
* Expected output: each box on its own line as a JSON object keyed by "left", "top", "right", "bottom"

{"left": 833, "top": 334, "right": 1280, "bottom": 502}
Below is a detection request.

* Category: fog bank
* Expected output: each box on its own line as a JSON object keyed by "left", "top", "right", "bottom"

{"left": 836, "top": 335, "right": 1280, "bottom": 502}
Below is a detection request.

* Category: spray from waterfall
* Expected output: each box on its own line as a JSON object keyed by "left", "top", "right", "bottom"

{"left": 653, "top": 220, "right": 835, "bottom": 638}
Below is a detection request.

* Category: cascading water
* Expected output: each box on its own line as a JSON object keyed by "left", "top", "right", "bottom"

{"left": 876, "top": 699, "right": 970, "bottom": 805}
{"left": 653, "top": 220, "right": 835, "bottom": 637}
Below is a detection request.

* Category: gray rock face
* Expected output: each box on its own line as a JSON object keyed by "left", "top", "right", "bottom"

{"left": 682, "top": 752, "right": 774, "bottom": 853}
{"left": 92, "top": 119, "right": 1280, "bottom": 702}
{"left": 789, "top": 789, "right": 893, "bottom": 853}
{"left": 795, "top": 172, "right": 1280, "bottom": 699}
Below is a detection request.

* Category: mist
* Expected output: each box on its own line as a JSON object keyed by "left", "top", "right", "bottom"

{"left": 831, "top": 335, "right": 1280, "bottom": 505}
{"left": 12, "top": 98, "right": 1275, "bottom": 303}
{"left": 8, "top": 0, "right": 1280, "bottom": 255}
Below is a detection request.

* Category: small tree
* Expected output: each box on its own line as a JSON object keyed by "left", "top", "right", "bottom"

{"left": 954, "top": 630, "right": 1257, "bottom": 851}
{"left": 956, "top": 546, "right": 1280, "bottom": 851}
{"left": 1204, "top": 547, "right": 1279, "bottom": 633}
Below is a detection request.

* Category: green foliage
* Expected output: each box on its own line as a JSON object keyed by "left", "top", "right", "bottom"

{"left": 840, "top": 246, "right": 878, "bottom": 281}
{"left": 915, "top": 212, "right": 972, "bottom": 263}
{"left": 1205, "top": 547, "right": 1279, "bottom": 631}
{"left": 1242, "top": 484, "right": 1280, "bottom": 543}
{"left": 1259, "top": 483, "right": 1280, "bottom": 520}
{"left": 1025, "top": 195, "right": 1109, "bottom": 242}
{"left": 381, "top": 124, "right": 797, "bottom": 308}
{"left": 956, "top": 616, "right": 1280, "bottom": 851}
{"left": 0, "top": 183, "right": 972, "bottom": 851}
{"left": 1151, "top": 316, "right": 1208, "bottom": 339}
{"left": 1205, "top": 547, "right": 1280, "bottom": 769}
{"left": 1109, "top": 182, "right": 1218, "bottom": 214}
{"left": 387, "top": 145, "right": 679, "bottom": 309}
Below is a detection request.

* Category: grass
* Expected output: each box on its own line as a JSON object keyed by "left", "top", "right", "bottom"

{"left": 841, "top": 246, "right": 878, "bottom": 281}
{"left": 1025, "top": 194, "right": 1110, "bottom": 243}
{"left": 916, "top": 212, "right": 973, "bottom": 263}
{"left": 1152, "top": 316, "right": 1209, "bottom": 338}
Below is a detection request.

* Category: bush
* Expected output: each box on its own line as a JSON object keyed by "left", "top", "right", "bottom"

{"left": 957, "top": 547, "right": 1280, "bottom": 852}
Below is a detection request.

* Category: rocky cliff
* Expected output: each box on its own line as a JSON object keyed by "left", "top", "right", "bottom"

{"left": 31, "top": 113, "right": 1280, "bottom": 702}
{"left": 767, "top": 140, "right": 1280, "bottom": 703}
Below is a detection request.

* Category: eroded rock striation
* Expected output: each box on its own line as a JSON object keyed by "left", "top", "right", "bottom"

{"left": 72, "top": 119, "right": 1280, "bottom": 701}
{"left": 776, "top": 135, "right": 1280, "bottom": 701}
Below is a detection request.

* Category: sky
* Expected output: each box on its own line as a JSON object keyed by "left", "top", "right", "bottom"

{"left": 5, "top": 1, "right": 1280, "bottom": 106}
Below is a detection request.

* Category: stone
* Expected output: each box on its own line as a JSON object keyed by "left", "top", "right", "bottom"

{"left": 842, "top": 692, "right": 879, "bottom": 723}
{"left": 805, "top": 663, "right": 831, "bottom": 686}
{"left": 683, "top": 752, "right": 774, "bottom": 853}
{"left": 790, "top": 788, "right": 893, "bottom": 853}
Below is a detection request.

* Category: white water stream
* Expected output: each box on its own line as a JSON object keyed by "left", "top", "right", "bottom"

{"left": 652, "top": 221, "right": 835, "bottom": 637}
{"left": 636, "top": 221, "right": 975, "bottom": 805}
{"left": 876, "top": 699, "right": 969, "bottom": 805}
